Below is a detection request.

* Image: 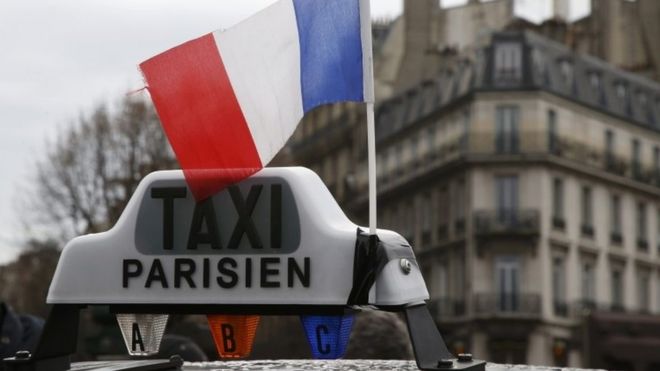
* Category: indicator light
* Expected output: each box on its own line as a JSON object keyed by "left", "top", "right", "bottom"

{"left": 300, "top": 314, "right": 354, "bottom": 359}
{"left": 116, "top": 314, "right": 169, "bottom": 356}
{"left": 207, "top": 315, "right": 260, "bottom": 359}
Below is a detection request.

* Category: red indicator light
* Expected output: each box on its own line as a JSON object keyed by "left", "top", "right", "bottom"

{"left": 207, "top": 315, "right": 260, "bottom": 359}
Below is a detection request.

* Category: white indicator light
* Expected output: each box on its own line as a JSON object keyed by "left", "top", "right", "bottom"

{"left": 116, "top": 314, "right": 169, "bottom": 356}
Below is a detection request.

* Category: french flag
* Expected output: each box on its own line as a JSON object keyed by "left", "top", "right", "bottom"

{"left": 140, "top": 0, "right": 374, "bottom": 200}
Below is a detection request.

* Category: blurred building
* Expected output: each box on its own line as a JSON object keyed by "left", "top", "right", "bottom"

{"left": 280, "top": 0, "right": 660, "bottom": 369}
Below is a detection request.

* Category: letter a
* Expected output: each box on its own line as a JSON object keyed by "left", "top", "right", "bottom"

{"left": 132, "top": 323, "right": 145, "bottom": 352}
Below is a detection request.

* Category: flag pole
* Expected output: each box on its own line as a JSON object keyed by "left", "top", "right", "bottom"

{"left": 360, "top": 0, "right": 377, "bottom": 235}
{"left": 367, "top": 102, "right": 377, "bottom": 235}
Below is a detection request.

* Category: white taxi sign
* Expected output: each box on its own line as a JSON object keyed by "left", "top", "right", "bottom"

{"left": 47, "top": 167, "right": 428, "bottom": 307}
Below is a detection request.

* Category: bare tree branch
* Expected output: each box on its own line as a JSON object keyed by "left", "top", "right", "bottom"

{"left": 20, "top": 96, "right": 177, "bottom": 244}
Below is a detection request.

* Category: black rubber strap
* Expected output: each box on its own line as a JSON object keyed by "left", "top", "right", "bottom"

{"left": 347, "top": 229, "right": 417, "bottom": 305}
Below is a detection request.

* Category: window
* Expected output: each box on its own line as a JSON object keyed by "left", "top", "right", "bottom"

{"left": 496, "top": 106, "right": 519, "bottom": 154}
{"left": 421, "top": 193, "right": 432, "bottom": 245}
{"left": 610, "top": 194, "right": 622, "bottom": 244}
{"left": 581, "top": 186, "right": 594, "bottom": 237}
{"left": 454, "top": 179, "right": 466, "bottom": 233}
{"left": 432, "top": 263, "right": 448, "bottom": 299}
{"left": 605, "top": 130, "right": 619, "bottom": 172}
{"left": 616, "top": 82, "right": 629, "bottom": 100}
{"left": 606, "top": 130, "right": 615, "bottom": 156}
{"left": 552, "top": 178, "right": 565, "bottom": 229}
{"left": 495, "top": 256, "right": 520, "bottom": 312}
{"left": 559, "top": 59, "right": 573, "bottom": 86}
{"left": 438, "top": 186, "right": 449, "bottom": 239}
{"left": 404, "top": 203, "right": 415, "bottom": 245}
{"left": 657, "top": 208, "right": 660, "bottom": 253}
{"left": 639, "top": 91, "right": 648, "bottom": 108}
{"left": 632, "top": 139, "right": 642, "bottom": 179}
{"left": 553, "top": 256, "right": 567, "bottom": 316}
{"left": 461, "top": 110, "right": 471, "bottom": 151}
{"left": 426, "top": 125, "right": 436, "bottom": 158}
{"left": 581, "top": 262, "right": 596, "bottom": 307}
{"left": 637, "top": 201, "right": 648, "bottom": 250}
{"left": 548, "top": 109, "right": 557, "bottom": 154}
{"left": 382, "top": 151, "right": 390, "bottom": 176}
{"left": 589, "top": 71, "right": 601, "bottom": 90}
{"left": 410, "top": 135, "right": 419, "bottom": 164}
{"left": 638, "top": 270, "right": 650, "bottom": 313}
{"left": 657, "top": 275, "right": 660, "bottom": 312}
{"left": 637, "top": 90, "right": 654, "bottom": 125}
{"left": 456, "top": 254, "right": 466, "bottom": 304}
{"left": 611, "top": 268, "right": 624, "bottom": 311}
{"left": 496, "top": 176, "right": 518, "bottom": 223}
{"left": 494, "top": 42, "right": 522, "bottom": 86}
{"left": 615, "top": 81, "right": 632, "bottom": 115}
{"left": 394, "top": 144, "right": 403, "bottom": 173}
{"left": 590, "top": 71, "right": 606, "bottom": 105}
{"left": 376, "top": 154, "right": 384, "bottom": 178}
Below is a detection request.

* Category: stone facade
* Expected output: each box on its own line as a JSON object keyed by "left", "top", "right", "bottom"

{"left": 282, "top": 1, "right": 660, "bottom": 369}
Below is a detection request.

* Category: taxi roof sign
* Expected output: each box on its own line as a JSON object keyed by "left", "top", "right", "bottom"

{"left": 47, "top": 167, "right": 428, "bottom": 307}
{"left": 5, "top": 168, "right": 486, "bottom": 371}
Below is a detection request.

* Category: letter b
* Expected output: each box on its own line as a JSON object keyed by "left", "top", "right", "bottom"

{"left": 221, "top": 324, "right": 236, "bottom": 353}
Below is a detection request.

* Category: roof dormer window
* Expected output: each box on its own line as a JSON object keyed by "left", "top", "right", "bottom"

{"left": 494, "top": 42, "right": 522, "bottom": 87}
{"left": 614, "top": 81, "right": 632, "bottom": 116}
{"left": 558, "top": 59, "right": 573, "bottom": 85}
{"left": 615, "top": 81, "right": 629, "bottom": 100}
{"left": 589, "top": 71, "right": 601, "bottom": 90}
{"left": 638, "top": 91, "right": 648, "bottom": 106}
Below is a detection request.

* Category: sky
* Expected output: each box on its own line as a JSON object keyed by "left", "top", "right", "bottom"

{"left": 0, "top": 0, "right": 589, "bottom": 264}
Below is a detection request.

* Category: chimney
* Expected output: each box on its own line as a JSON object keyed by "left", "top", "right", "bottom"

{"left": 394, "top": 0, "right": 438, "bottom": 91}
{"left": 553, "top": 0, "right": 571, "bottom": 21}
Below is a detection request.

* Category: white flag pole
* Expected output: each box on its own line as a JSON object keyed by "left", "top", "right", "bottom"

{"left": 367, "top": 103, "right": 377, "bottom": 235}
{"left": 360, "top": 0, "right": 377, "bottom": 235}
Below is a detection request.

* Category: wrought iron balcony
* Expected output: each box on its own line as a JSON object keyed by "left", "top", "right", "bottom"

{"left": 569, "top": 300, "right": 600, "bottom": 317}
{"left": 474, "top": 293, "right": 541, "bottom": 319}
{"left": 552, "top": 216, "right": 566, "bottom": 231}
{"left": 474, "top": 209, "right": 540, "bottom": 237}
{"left": 637, "top": 238, "right": 649, "bottom": 251}
{"left": 581, "top": 224, "right": 594, "bottom": 238}
{"left": 554, "top": 300, "right": 569, "bottom": 317}
{"left": 289, "top": 113, "right": 351, "bottom": 158}
{"left": 427, "top": 298, "right": 466, "bottom": 320}
{"left": 355, "top": 132, "right": 660, "bottom": 202}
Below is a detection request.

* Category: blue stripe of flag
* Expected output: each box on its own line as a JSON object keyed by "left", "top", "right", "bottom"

{"left": 292, "top": 0, "right": 365, "bottom": 113}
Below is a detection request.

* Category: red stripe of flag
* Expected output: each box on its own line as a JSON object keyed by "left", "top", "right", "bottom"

{"left": 140, "top": 33, "right": 262, "bottom": 200}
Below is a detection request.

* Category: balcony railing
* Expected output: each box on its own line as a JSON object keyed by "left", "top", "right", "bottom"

{"left": 359, "top": 133, "right": 660, "bottom": 197}
{"left": 552, "top": 216, "right": 566, "bottom": 230}
{"left": 290, "top": 113, "right": 351, "bottom": 156}
{"left": 474, "top": 209, "right": 540, "bottom": 237}
{"left": 553, "top": 136, "right": 660, "bottom": 188}
{"left": 581, "top": 224, "right": 594, "bottom": 238}
{"left": 427, "top": 298, "right": 466, "bottom": 319}
{"left": 637, "top": 238, "right": 649, "bottom": 251}
{"left": 554, "top": 300, "right": 569, "bottom": 317}
{"left": 474, "top": 293, "right": 541, "bottom": 318}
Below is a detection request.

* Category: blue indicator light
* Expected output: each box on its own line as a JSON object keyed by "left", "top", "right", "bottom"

{"left": 300, "top": 314, "right": 354, "bottom": 359}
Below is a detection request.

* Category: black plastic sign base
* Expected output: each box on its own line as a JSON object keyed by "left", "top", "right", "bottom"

{"left": 5, "top": 356, "right": 182, "bottom": 371}
{"left": 68, "top": 357, "right": 183, "bottom": 371}
{"left": 4, "top": 304, "right": 487, "bottom": 371}
{"left": 404, "top": 304, "right": 486, "bottom": 371}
